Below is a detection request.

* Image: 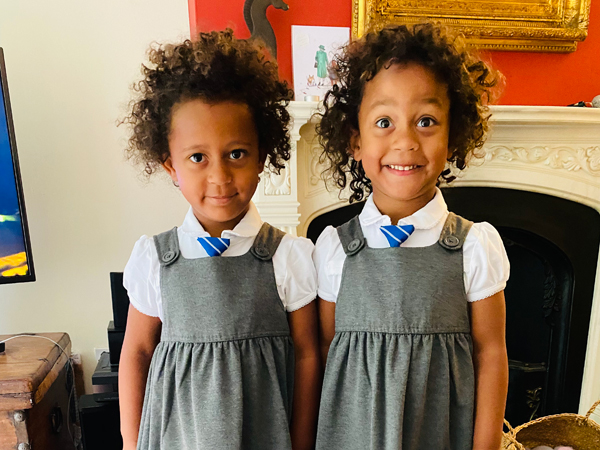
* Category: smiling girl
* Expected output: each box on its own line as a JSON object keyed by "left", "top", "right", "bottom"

{"left": 315, "top": 24, "right": 510, "bottom": 450}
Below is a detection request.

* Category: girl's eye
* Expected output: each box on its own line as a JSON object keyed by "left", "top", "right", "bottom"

{"left": 417, "top": 117, "right": 436, "bottom": 128}
{"left": 229, "top": 149, "right": 246, "bottom": 160}
{"left": 375, "top": 118, "right": 392, "bottom": 129}
{"left": 190, "top": 153, "right": 205, "bottom": 163}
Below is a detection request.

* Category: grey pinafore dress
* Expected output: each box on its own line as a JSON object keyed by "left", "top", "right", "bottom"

{"left": 316, "top": 213, "right": 475, "bottom": 450}
{"left": 136, "top": 223, "right": 294, "bottom": 450}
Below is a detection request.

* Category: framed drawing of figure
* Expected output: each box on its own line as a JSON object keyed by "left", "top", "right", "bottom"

{"left": 353, "top": 0, "right": 591, "bottom": 52}
{"left": 291, "top": 25, "right": 350, "bottom": 101}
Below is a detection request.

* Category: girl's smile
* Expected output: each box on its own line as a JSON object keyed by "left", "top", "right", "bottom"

{"left": 384, "top": 164, "right": 422, "bottom": 175}
{"left": 352, "top": 62, "right": 451, "bottom": 222}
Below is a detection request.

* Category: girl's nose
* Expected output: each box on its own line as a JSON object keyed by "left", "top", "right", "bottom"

{"left": 391, "top": 125, "right": 419, "bottom": 152}
{"left": 207, "top": 162, "right": 232, "bottom": 185}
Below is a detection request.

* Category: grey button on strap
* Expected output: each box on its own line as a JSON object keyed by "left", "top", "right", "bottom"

{"left": 250, "top": 222, "right": 285, "bottom": 261}
{"left": 254, "top": 247, "right": 269, "bottom": 257}
{"left": 162, "top": 251, "right": 176, "bottom": 263}
{"left": 153, "top": 227, "right": 181, "bottom": 266}
{"left": 348, "top": 239, "right": 361, "bottom": 251}
{"left": 337, "top": 216, "right": 367, "bottom": 256}
{"left": 437, "top": 212, "right": 473, "bottom": 251}
{"left": 346, "top": 238, "right": 364, "bottom": 255}
{"left": 443, "top": 235, "right": 460, "bottom": 248}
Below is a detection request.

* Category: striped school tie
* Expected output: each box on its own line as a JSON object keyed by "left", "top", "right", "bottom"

{"left": 197, "top": 237, "right": 231, "bottom": 257}
{"left": 380, "top": 224, "right": 415, "bottom": 247}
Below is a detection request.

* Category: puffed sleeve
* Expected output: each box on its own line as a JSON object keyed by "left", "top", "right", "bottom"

{"left": 313, "top": 225, "right": 346, "bottom": 303}
{"left": 463, "top": 222, "right": 511, "bottom": 302}
{"left": 277, "top": 235, "right": 317, "bottom": 312}
{"left": 123, "top": 235, "right": 162, "bottom": 318}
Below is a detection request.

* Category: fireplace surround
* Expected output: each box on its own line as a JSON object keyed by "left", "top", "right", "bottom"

{"left": 252, "top": 103, "right": 600, "bottom": 417}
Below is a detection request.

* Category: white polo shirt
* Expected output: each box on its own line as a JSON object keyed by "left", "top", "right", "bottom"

{"left": 314, "top": 188, "right": 510, "bottom": 303}
{"left": 124, "top": 202, "right": 317, "bottom": 321}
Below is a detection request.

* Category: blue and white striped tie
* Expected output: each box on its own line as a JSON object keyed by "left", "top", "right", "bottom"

{"left": 197, "top": 237, "right": 231, "bottom": 257}
{"left": 380, "top": 224, "right": 415, "bottom": 247}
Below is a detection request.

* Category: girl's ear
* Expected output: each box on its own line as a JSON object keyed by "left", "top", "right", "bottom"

{"left": 350, "top": 129, "right": 363, "bottom": 161}
{"left": 162, "top": 156, "right": 178, "bottom": 183}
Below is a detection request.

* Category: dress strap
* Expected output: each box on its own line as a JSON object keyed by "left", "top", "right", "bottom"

{"left": 336, "top": 216, "right": 366, "bottom": 256}
{"left": 153, "top": 227, "right": 180, "bottom": 266}
{"left": 250, "top": 222, "right": 285, "bottom": 261}
{"left": 438, "top": 212, "right": 473, "bottom": 251}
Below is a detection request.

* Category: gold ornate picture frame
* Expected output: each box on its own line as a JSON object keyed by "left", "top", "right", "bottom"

{"left": 352, "top": 0, "right": 591, "bottom": 52}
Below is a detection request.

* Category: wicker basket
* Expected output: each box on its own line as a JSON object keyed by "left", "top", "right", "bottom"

{"left": 502, "top": 400, "right": 600, "bottom": 450}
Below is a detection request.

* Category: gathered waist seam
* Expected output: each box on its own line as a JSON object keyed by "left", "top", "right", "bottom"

{"left": 334, "top": 329, "right": 471, "bottom": 336}
{"left": 160, "top": 331, "right": 292, "bottom": 345}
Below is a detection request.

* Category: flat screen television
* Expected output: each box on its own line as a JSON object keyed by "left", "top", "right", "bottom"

{"left": 0, "top": 48, "right": 35, "bottom": 284}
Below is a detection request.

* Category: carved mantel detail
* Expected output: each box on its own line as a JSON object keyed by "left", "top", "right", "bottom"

{"left": 474, "top": 145, "right": 600, "bottom": 176}
{"left": 263, "top": 166, "right": 291, "bottom": 195}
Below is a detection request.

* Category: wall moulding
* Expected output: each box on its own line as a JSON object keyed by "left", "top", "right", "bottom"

{"left": 352, "top": 0, "right": 592, "bottom": 52}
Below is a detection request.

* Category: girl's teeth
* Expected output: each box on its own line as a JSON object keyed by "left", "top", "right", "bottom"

{"left": 389, "top": 164, "right": 417, "bottom": 171}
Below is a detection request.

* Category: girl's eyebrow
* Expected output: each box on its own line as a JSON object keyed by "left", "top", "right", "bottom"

{"left": 419, "top": 97, "right": 445, "bottom": 107}
{"left": 368, "top": 97, "right": 445, "bottom": 109}
{"left": 182, "top": 141, "right": 254, "bottom": 152}
{"left": 368, "top": 98, "right": 396, "bottom": 109}
{"left": 182, "top": 144, "right": 208, "bottom": 152}
{"left": 226, "top": 140, "right": 254, "bottom": 147}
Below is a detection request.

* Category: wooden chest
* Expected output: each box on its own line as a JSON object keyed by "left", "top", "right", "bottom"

{"left": 0, "top": 333, "right": 78, "bottom": 450}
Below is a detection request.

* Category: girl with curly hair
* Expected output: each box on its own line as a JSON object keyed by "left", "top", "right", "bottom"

{"left": 118, "top": 30, "right": 320, "bottom": 450}
{"left": 315, "top": 23, "right": 510, "bottom": 450}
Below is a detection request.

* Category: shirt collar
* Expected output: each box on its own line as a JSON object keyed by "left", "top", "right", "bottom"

{"left": 179, "top": 201, "right": 263, "bottom": 238}
{"left": 359, "top": 187, "right": 448, "bottom": 230}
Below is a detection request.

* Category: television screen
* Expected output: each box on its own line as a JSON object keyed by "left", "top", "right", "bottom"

{"left": 0, "top": 48, "right": 35, "bottom": 284}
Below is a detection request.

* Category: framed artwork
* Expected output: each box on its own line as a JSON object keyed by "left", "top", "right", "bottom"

{"left": 352, "top": 0, "right": 591, "bottom": 52}
{"left": 292, "top": 25, "right": 350, "bottom": 101}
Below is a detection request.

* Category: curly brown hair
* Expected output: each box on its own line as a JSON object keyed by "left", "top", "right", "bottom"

{"left": 317, "top": 23, "right": 501, "bottom": 203}
{"left": 122, "top": 29, "right": 293, "bottom": 176}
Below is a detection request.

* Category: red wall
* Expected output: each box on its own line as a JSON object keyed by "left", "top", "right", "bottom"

{"left": 189, "top": 0, "right": 599, "bottom": 106}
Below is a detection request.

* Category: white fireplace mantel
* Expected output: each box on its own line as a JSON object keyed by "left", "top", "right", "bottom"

{"left": 254, "top": 103, "right": 600, "bottom": 414}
